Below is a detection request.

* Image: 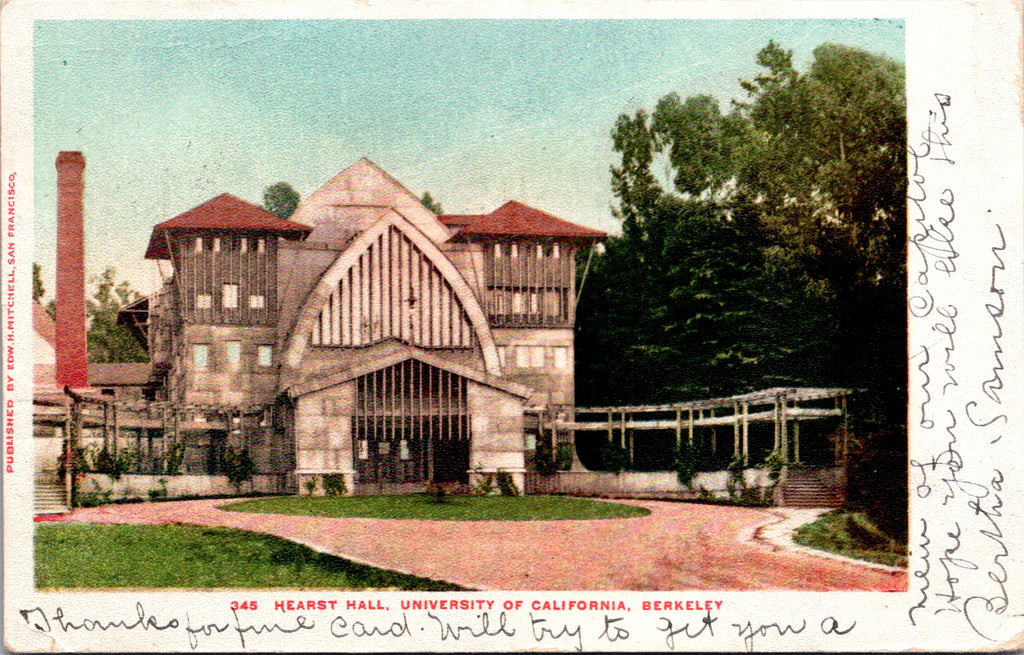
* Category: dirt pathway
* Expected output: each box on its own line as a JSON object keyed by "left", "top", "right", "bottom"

{"left": 43, "top": 498, "right": 906, "bottom": 592}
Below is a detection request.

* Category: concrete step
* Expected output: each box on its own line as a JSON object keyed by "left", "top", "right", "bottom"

{"left": 35, "top": 482, "right": 69, "bottom": 514}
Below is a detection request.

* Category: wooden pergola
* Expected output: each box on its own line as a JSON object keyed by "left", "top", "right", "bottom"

{"left": 530, "top": 387, "right": 856, "bottom": 468}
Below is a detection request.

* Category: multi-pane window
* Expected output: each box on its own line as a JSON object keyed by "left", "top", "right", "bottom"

{"left": 193, "top": 344, "right": 209, "bottom": 369}
{"left": 258, "top": 345, "right": 273, "bottom": 367}
{"left": 226, "top": 341, "right": 241, "bottom": 364}
{"left": 486, "top": 240, "right": 572, "bottom": 326}
{"left": 222, "top": 283, "right": 239, "bottom": 309}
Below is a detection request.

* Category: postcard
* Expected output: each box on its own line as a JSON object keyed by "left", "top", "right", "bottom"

{"left": 2, "top": 0, "right": 1022, "bottom": 651}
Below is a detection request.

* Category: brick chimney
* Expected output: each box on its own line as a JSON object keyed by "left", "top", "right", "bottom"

{"left": 55, "top": 151, "right": 89, "bottom": 389}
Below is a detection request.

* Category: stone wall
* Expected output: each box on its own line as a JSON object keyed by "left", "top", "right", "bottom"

{"left": 183, "top": 324, "right": 279, "bottom": 406}
{"left": 524, "top": 468, "right": 776, "bottom": 499}
{"left": 467, "top": 380, "right": 527, "bottom": 492}
{"left": 78, "top": 472, "right": 291, "bottom": 500}
{"left": 294, "top": 380, "right": 356, "bottom": 493}
{"left": 492, "top": 327, "right": 574, "bottom": 406}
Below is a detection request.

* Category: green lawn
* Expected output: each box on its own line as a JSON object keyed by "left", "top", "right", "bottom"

{"left": 793, "top": 510, "right": 907, "bottom": 568}
{"left": 35, "top": 523, "right": 461, "bottom": 590}
{"left": 221, "top": 494, "right": 650, "bottom": 521}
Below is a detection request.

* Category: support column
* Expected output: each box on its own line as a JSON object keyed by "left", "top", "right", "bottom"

{"left": 675, "top": 408, "right": 682, "bottom": 448}
{"left": 841, "top": 395, "right": 849, "bottom": 467}
{"left": 793, "top": 420, "right": 800, "bottom": 463}
{"left": 773, "top": 400, "right": 780, "bottom": 452}
{"left": 733, "top": 402, "right": 740, "bottom": 457}
{"left": 624, "top": 412, "right": 632, "bottom": 467}
{"left": 687, "top": 409, "right": 694, "bottom": 445}
{"left": 709, "top": 409, "right": 716, "bottom": 454}
{"left": 607, "top": 410, "right": 614, "bottom": 447}
{"left": 741, "top": 402, "right": 749, "bottom": 466}
{"left": 780, "top": 397, "right": 789, "bottom": 463}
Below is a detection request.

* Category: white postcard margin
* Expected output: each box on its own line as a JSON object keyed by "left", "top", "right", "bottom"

{"left": 2, "top": 0, "right": 1023, "bottom": 652}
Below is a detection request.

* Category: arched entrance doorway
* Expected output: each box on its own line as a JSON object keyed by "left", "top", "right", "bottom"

{"left": 352, "top": 359, "right": 470, "bottom": 492}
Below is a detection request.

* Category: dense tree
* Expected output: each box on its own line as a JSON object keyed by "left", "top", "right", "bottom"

{"left": 85, "top": 267, "right": 148, "bottom": 363}
{"left": 581, "top": 40, "right": 905, "bottom": 403}
{"left": 262, "top": 182, "right": 300, "bottom": 219}
{"left": 420, "top": 191, "right": 443, "bottom": 214}
{"left": 577, "top": 39, "right": 906, "bottom": 535}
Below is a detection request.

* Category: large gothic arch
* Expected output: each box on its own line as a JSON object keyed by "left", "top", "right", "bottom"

{"left": 284, "top": 209, "right": 501, "bottom": 375}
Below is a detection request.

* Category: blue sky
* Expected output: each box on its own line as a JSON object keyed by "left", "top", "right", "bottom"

{"left": 34, "top": 19, "right": 904, "bottom": 296}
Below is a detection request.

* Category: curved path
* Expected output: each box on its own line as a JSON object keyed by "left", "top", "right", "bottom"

{"left": 45, "top": 498, "right": 906, "bottom": 592}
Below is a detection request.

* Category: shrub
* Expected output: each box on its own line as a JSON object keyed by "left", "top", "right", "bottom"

{"left": 726, "top": 453, "right": 746, "bottom": 498}
{"left": 472, "top": 469, "right": 496, "bottom": 495}
{"left": 495, "top": 470, "right": 519, "bottom": 497}
{"left": 163, "top": 444, "right": 187, "bottom": 476}
{"left": 424, "top": 479, "right": 448, "bottom": 504}
{"left": 322, "top": 474, "right": 347, "bottom": 496}
{"left": 93, "top": 447, "right": 134, "bottom": 481}
{"left": 596, "top": 440, "right": 631, "bottom": 472}
{"left": 762, "top": 449, "right": 786, "bottom": 484}
{"left": 672, "top": 442, "right": 698, "bottom": 490}
{"left": 147, "top": 479, "right": 169, "bottom": 502}
{"left": 224, "top": 447, "right": 256, "bottom": 493}
{"left": 303, "top": 476, "right": 320, "bottom": 496}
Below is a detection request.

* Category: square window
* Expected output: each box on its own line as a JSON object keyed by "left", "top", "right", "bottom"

{"left": 226, "top": 341, "right": 241, "bottom": 364}
{"left": 249, "top": 294, "right": 265, "bottom": 309}
{"left": 222, "top": 283, "right": 239, "bottom": 308}
{"left": 193, "top": 344, "right": 209, "bottom": 369}
{"left": 512, "top": 292, "right": 524, "bottom": 314}
{"left": 516, "top": 347, "right": 530, "bottom": 368}
{"left": 378, "top": 441, "right": 391, "bottom": 455}
{"left": 196, "top": 293, "right": 212, "bottom": 309}
{"left": 530, "top": 345, "right": 545, "bottom": 368}
{"left": 554, "top": 346, "right": 568, "bottom": 369}
{"left": 258, "top": 345, "right": 273, "bottom": 367}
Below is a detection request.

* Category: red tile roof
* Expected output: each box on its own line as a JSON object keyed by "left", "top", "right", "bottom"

{"left": 440, "top": 201, "right": 606, "bottom": 240}
{"left": 146, "top": 194, "right": 311, "bottom": 259}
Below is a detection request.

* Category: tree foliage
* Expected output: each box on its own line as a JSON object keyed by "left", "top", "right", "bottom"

{"left": 33, "top": 262, "right": 45, "bottom": 302}
{"left": 577, "top": 40, "right": 906, "bottom": 535}
{"left": 420, "top": 191, "right": 443, "bottom": 214}
{"left": 579, "top": 40, "right": 905, "bottom": 405}
{"left": 263, "top": 182, "right": 300, "bottom": 220}
{"left": 86, "top": 267, "right": 149, "bottom": 363}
